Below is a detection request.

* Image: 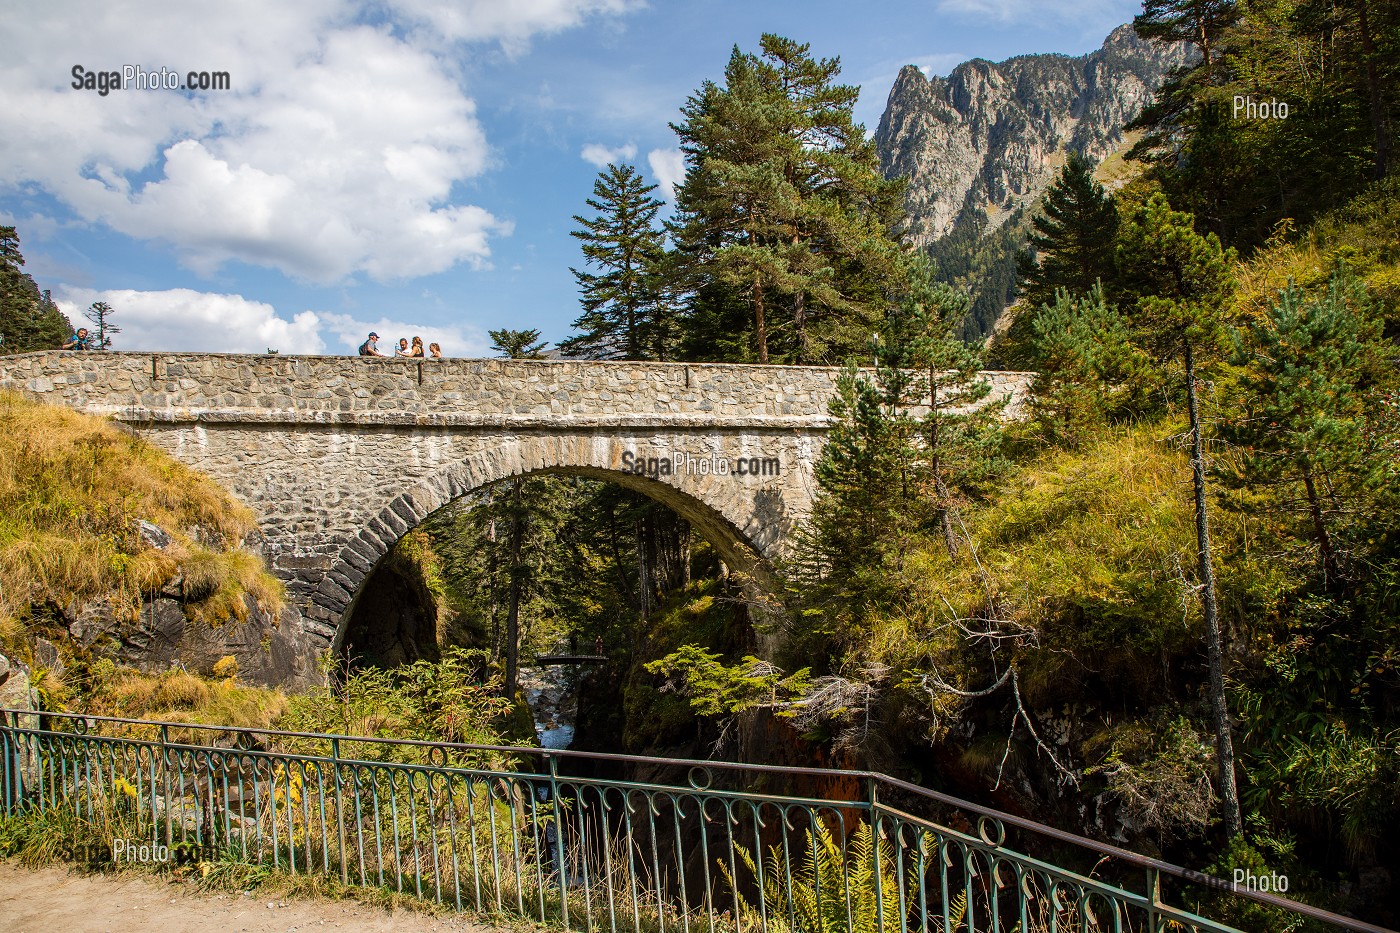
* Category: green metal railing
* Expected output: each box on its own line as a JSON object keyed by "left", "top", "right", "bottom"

{"left": 1, "top": 709, "right": 1391, "bottom": 933}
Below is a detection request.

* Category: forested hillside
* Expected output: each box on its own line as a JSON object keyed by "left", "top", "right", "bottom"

{"left": 394, "top": 13, "right": 1398, "bottom": 923}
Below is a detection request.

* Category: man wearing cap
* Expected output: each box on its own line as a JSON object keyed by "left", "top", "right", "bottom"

{"left": 358, "top": 332, "right": 384, "bottom": 356}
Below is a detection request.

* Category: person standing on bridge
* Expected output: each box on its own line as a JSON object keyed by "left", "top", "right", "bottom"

{"left": 62, "top": 327, "right": 93, "bottom": 350}
{"left": 428, "top": 342, "right": 443, "bottom": 359}
{"left": 394, "top": 338, "right": 411, "bottom": 357}
{"left": 409, "top": 336, "right": 425, "bottom": 357}
{"left": 358, "top": 332, "right": 384, "bottom": 356}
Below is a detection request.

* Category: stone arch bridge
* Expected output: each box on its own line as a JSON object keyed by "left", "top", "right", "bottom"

{"left": 1, "top": 352, "right": 1031, "bottom": 675}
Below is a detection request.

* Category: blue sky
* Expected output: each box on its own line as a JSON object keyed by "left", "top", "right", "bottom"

{"left": 0, "top": 0, "right": 1141, "bottom": 356}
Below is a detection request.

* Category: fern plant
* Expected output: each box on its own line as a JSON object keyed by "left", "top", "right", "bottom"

{"left": 717, "top": 819, "right": 967, "bottom": 933}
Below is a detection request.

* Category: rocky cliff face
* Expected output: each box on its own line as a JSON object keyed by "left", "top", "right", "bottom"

{"left": 876, "top": 25, "right": 1190, "bottom": 251}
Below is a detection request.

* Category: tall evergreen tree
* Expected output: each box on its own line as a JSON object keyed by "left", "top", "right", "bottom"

{"left": 1017, "top": 153, "right": 1120, "bottom": 310}
{"left": 1117, "top": 191, "right": 1242, "bottom": 838}
{"left": 561, "top": 164, "right": 674, "bottom": 361}
{"left": 1133, "top": 0, "right": 1241, "bottom": 83}
{"left": 1226, "top": 271, "right": 1388, "bottom": 588}
{"left": 0, "top": 226, "right": 72, "bottom": 354}
{"left": 489, "top": 327, "right": 550, "bottom": 697}
{"left": 1024, "top": 283, "right": 1158, "bottom": 447}
{"left": 795, "top": 258, "right": 1002, "bottom": 640}
{"left": 1128, "top": 0, "right": 1398, "bottom": 248}
{"left": 671, "top": 35, "right": 905, "bottom": 365}
{"left": 879, "top": 256, "right": 1003, "bottom": 557}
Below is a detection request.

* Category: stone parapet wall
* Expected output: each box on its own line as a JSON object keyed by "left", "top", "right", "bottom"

{"left": 0, "top": 351, "right": 1034, "bottom": 424}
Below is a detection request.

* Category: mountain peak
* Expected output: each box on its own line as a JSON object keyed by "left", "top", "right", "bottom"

{"left": 875, "top": 23, "right": 1189, "bottom": 250}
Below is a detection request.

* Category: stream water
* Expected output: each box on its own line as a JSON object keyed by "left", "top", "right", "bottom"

{"left": 519, "top": 662, "right": 577, "bottom": 750}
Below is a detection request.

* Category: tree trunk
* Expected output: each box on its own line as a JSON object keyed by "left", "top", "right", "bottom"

{"left": 753, "top": 273, "right": 768, "bottom": 364}
{"left": 679, "top": 519, "right": 692, "bottom": 589}
{"left": 636, "top": 518, "right": 651, "bottom": 622}
{"left": 1356, "top": 0, "right": 1390, "bottom": 178}
{"left": 503, "top": 478, "right": 524, "bottom": 699}
{"left": 793, "top": 291, "right": 808, "bottom": 365}
{"left": 1301, "top": 461, "right": 1340, "bottom": 588}
{"left": 487, "top": 495, "right": 500, "bottom": 661}
{"left": 1185, "top": 340, "right": 1242, "bottom": 839}
{"left": 929, "top": 366, "right": 959, "bottom": 558}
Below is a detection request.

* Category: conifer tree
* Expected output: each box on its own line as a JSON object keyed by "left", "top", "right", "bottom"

{"left": 792, "top": 363, "right": 909, "bottom": 641}
{"left": 1226, "top": 271, "right": 1387, "bottom": 588}
{"left": 1117, "top": 192, "right": 1242, "bottom": 838}
{"left": 0, "top": 226, "right": 72, "bottom": 353}
{"left": 1017, "top": 153, "right": 1120, "bottom": 310}
{"left": 84, "top": 301, "right": 119, "bottom": 350}
{"left": 1025, "top": 283, "right": 1156, "bottom": 447}
{"left": 1133, "top": 0, "right": 1241, "bottom": 83}
{"left": 561, "top": 164, "right": 674, "bottom": 361}
{"left": 796, "top": 258, "right": 1002, "bottom": 637}
{"left": 671, "top": 35, "right": 905, "bottom": 364}
{"left": 879, "top": 256, "right": 1002, "bottom": 557}
{"left": 489, "top": 327, "right": 550, "bottom": 697}
{"left": 489, "top": 328, "right": 548, "bottom": 360}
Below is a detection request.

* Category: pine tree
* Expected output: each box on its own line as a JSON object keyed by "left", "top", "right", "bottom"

{"left": 490, "top": 327, "right": 550, "bottom": 696}
{"left": 1017, "top": 153, "right": 1120, "bottom": 310}
{"left": 0, "top": 226, "right": 72, "bottom": 354}
{"left": 1133, "top": 0, "right": 1241, "bottom": 83}
{"left": 489, "top": 328, "right": 548, "bottom": 360}
{"left": 561, "top": 164, "right": 674, "bottom": 361}
{"left": 1226, "top": 271, "right": 1387, "bottom": 588}
{"left": 879, "top": 256, "right": 1003, "bottom": 557}
{"left": 792, "top": 363, "right": 910, "bottom": 642}
{"left": 1116, "top": 191, "right": 1243, "bottom": 838}
{"left": 83, "top": 301, "right": 120, "bottom": 350}
{"left": 1024, "top": 283, "right": 1157, "bottom": 447}
{"left": 796, "top": 258, "right": 1003, "bottom": 640}
{"left": 670, "top": 35, "right": 905, "bottom": 365}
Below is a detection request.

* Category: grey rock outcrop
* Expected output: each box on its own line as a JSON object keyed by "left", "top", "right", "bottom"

{"left": 0, "top": 654, "right": 39, "bottom": 727}
{"left": 875, "top": 25, "right": 1192, "bottom": 251}
{"left": 65, "top": 593, "right": 320, "bottom": 691}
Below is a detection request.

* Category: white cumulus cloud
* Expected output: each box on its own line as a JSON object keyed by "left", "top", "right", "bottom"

{"left": 54, "top": 287, "right": 492, "bottom": 357}
{"left": 55, "top": 287, "right": 327, "bottom": 354}
{"left": 646, "top": 148, "right": 685, "bottom": 202}
{"left": 0, "top": 0, "right": 635, "bottom": 285}
{"left": 580, "top": 142, "right": 638, "bottom": 168}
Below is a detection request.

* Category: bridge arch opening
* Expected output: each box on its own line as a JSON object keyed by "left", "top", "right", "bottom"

{"left": 315, "top": 435, "right": 792, "bottom": 661}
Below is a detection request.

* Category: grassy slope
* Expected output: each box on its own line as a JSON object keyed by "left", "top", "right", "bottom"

{"left": 0, "top": 391, "right": 288, "bottom": 724}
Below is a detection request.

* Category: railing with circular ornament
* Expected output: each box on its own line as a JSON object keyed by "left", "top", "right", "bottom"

{"left": 1, "top": 709, "right": 1391, "bottom": 933}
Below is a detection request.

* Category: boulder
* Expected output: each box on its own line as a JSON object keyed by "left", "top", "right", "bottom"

{"left": 0, "top": 654, "right": 38, "bottom": 728}
{"left": 136, "top": 519, "right": 172, "bottom": 550}
{"left": 117, "top": 598, "right": 187, "bottom": 669}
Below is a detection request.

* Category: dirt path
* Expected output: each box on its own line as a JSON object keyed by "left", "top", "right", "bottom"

{"left": 0, "top": 862, "right": 508, "bottom": 933}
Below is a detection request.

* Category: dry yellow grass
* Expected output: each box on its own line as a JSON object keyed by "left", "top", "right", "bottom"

{"left": 95, "top": 663, "right": 287, "bottom": 729}
{"left": 1233, "top": 175, "right": 1400, "bottom": 321}
{"left": 0, "top": 391, "right": 283, "bottom": 653}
